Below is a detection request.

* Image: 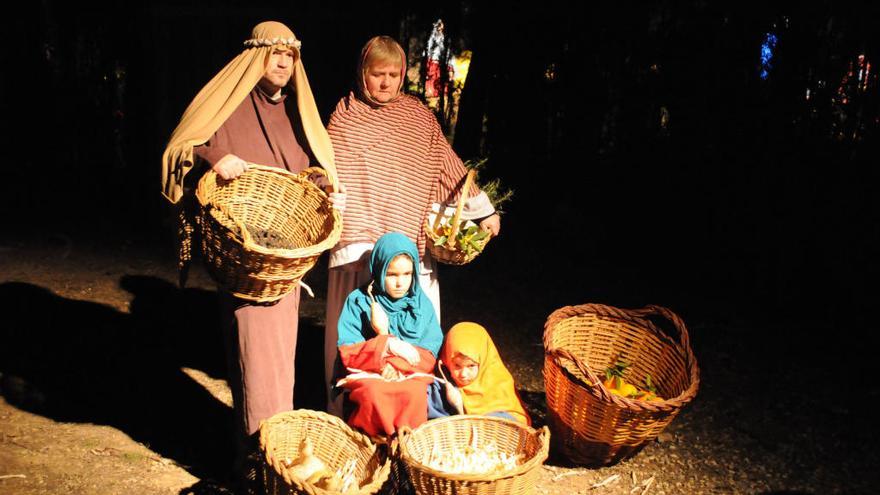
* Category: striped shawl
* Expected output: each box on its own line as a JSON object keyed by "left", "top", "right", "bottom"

{"left": 328, "top": 92, "right": 480, "bottom": 257}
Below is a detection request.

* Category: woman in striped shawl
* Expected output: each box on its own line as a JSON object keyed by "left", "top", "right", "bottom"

{"left": 324, "top": 36, "right": 501, "bottom": 416}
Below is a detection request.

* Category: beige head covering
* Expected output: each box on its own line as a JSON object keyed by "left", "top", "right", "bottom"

{"left": 161, "top": 21, "right": 336, "bottom": 203}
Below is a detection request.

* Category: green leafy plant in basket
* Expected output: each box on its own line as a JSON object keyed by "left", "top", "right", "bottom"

{"left": 427, "top": 157, "right": 513, "bottom": 261}
{"left": 432, "top": 220, "right": 492, "bottom": 258}
{"left": 464, "top": 157, "right": 514, "bottom": 214}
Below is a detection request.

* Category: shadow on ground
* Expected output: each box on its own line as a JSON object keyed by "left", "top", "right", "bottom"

{"left": 0, "top": 274, "right": 328, "bottom": 485}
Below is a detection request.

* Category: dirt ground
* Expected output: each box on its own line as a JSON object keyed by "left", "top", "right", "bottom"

{"left": 1, "top": 232, "right": 878, "bottom": 495}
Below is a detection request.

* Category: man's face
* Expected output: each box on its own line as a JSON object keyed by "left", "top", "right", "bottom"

{"left": 259, "top": 47, "right": 296, "bottom": 95}
{"left": 365, "top": 62, "right": 402, "bottom": 103}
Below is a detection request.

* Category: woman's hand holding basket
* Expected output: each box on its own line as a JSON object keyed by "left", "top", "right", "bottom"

{"left": 308, "top": 170, "right": 348, "bottom": 211}
{"left": 479, "top": 213, "right": 501, "bottom": 236}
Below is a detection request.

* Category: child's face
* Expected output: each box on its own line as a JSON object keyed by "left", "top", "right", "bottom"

{"left": 449, "top": 354, "right": 479, "bottom": 387}
{"left": 384, "top": 254, "right": 413, "bottom": 300}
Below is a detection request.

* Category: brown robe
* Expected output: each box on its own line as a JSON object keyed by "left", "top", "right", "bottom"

{"left": 195, "top": 86, "right": 311, "bottom": 439}
{"left": 195, "top": 86, "right": 311, "bottom": 173}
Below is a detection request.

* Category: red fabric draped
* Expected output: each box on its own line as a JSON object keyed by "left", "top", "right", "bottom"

{"left": 338, "top": 335, "right": 436, "bottom": 437}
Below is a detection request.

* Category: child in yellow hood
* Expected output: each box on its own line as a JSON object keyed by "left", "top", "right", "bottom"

{"left": 439, "top": 322, "right": 530, "bottom": 425}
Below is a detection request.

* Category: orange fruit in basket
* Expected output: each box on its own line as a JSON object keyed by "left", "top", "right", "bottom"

{"left": 602, "top": 376, "right": 619, "bottom": 390}
{"left": 634, "top": 390, "right": 665, "bottom": 402}
{"left": 635, "top": 391, "right": 655, "bottom": 401}
{"left": 618, "top": 382, "right": 639, "bottom": 398}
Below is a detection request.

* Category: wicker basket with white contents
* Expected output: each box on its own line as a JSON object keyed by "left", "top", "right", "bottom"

{"left": 396, "top": 415, "right": 549, "bottom": 495}
{"left": 260, "top": 409, "right": 390, "bottom": 495}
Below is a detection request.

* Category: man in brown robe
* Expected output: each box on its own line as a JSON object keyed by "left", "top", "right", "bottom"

{"left": 161, "top": 21, "right": 343, "bottom": 491}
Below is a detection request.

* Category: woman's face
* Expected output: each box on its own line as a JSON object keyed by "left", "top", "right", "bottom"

{"left": 449, "top": 354, "right": 479, "bottom": 387}
{"left": 383, "top": 254, "right": 413, "bottom": 299}
{"left": 365, "top": 62, "right": 402, "bottom": 102}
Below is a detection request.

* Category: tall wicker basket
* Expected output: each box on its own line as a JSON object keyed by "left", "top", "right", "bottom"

{"left": 260, "top": 409, "right": 391, "bottom": 495}
{"left": 195, "top": 164, "right": 341, "bottom": 303}
{"left": 396, "top": 415, "right": 549, "bottom": 495}
{"left": 542, "top": 304, "right": 700, "bottom": 467}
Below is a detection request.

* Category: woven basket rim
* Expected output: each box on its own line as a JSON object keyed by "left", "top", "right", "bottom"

{"left": 542, "top": 304, "right": 700, "bottom": 412}
{"left": 424, "top": 220, "right": 491, "bottom": 266}
{"left": 260, "top": 409, "right": 390, "bottom": 495}
{"left": 424, "top": 216, "right": 491, "bottom": 246}
{"left": 398, "top": 414, "right": 550, "bottom": 483}
{"left": 205, "top": 202, "right": 342, "bottom": 258}
{"left": 196, "top": 164, "right": 342, "bottom": 258}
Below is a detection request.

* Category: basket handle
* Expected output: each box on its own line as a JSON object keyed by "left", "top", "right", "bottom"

{"left": 395, "top": 425, "right": 412, "bottom": 458}
{"left": 545, "top": 346, "right": 612, "bottom": 401}
{"left": 627, "top": 304, "right": 692, "bottom": 355}
{"left": 544, "top": 303, "right": 699, "bottom": 409}
{"left": 544, "top": 303, "right": 691, "bottom": 352}
{"left": 300, "top": 165, "right": 338, "bottom": 195}
{"left": 445, "top": 169, "right": 476, "bottom": 249}
{"left": 536, "top": 425, "right": 551, "bottom": 461}
{"left": 243, "top": 162, "right": 339, "bottom": 193}
{"left": 198, "top": 163, "right": 266, "bottom": 249}
{"left": 212, "top": 201, "right": 258, "bottom": 248}
{"left": 430, "top": 202, "right": 445, "bottom": 233}
{"left": 388, "top": 436, "right": 399, "bottom": 457}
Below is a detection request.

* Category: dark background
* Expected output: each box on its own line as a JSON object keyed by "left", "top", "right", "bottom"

{"left": 2, "top": 1, "right": 880, "bottom": 490}
{"left": 5, "top": 0, "right": 878, "bottom": 329}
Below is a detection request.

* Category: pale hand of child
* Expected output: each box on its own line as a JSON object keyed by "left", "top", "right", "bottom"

{"left": 386, "top": 337, "right": 421, "bottom": 367}
{"left": 213, "top": 154, "right": 249, "bottom": 180}
{"left": 309, "top": 172, "right": 347, "bottom": 212}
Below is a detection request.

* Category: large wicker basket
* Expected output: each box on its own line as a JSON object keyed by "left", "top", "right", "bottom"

{"left": 195, "top": 164, "right": 341, "bottom": 303}
{"left": 424, "top": 169, "right": 492, "bottom": 266}
{"left": 260, "top": 409, "right": 391, "bottom": 495}
{"left": 542, "top": 304, "right": 700, "bottom": 467}
{"left": 396, "top": 415, "right": 549, "bottom": 495}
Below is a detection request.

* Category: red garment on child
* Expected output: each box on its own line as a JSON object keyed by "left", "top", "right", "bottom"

{"left": 338, "top": 334, "right": 436, "bottom": 437}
